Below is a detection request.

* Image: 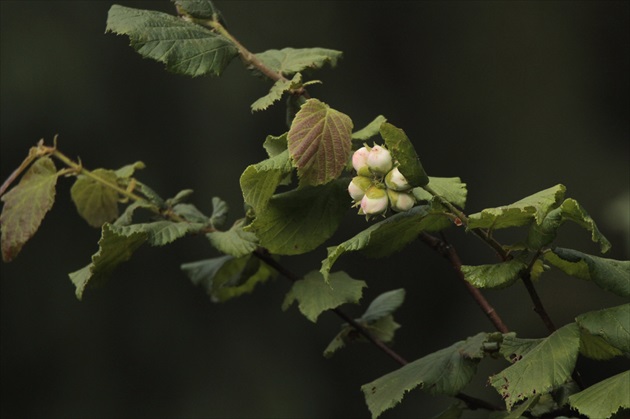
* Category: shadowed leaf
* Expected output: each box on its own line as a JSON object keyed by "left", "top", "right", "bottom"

{"left": 361, "top": 333, "right": 488, "bottom": 418}
{"left": 70, "top": 169, "right": 120, "bottom": 227}
{"left": 545, "top": 248, "right": 630, "bottom": 297}
{"left": 568, "top": 371, "right": 630, "bottom": 418}
{"left": 1, "top": 157, "right": 58, "bottom": 261}
{"left": 68, "top": 223, "right": 148, "bottom": 300}
{"left": 490, "top": 323, "right": 580, "bottom": 411}
{"left": 282, "top": 270, "right": 366, "bottom": 322}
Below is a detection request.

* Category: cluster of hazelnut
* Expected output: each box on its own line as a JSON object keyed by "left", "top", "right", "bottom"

{"left": 348, "top": 144, "right": 416, "bottom": 220}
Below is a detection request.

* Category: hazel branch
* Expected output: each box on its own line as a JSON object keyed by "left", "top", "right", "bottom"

{"left": 421, "top": 185, "right": 558, "bottom": 334}
{"left": 419, "top": 232, "right": 510, "bottom": 334}
{"left": 251, "top": 247, "right": 502, "bottom": 412}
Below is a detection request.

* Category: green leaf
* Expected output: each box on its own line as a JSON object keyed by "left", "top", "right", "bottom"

{"left": 251, "top": 73, "right": 302, "bottom": 112}
{"left": 240, "top": 150, "right": 293, "bottom": 213}
{"left": 505, "top": 395, "right": 541, "bottom": 419}
{"left": 181, "top": 254, "right": 274, "bottom": 302}
{"left": 468, "top": 184, "right": 566, "bottom": 230}
{"left": 461, "top": 259, "right": 527, "bottom": 290}
{"left": 106, "top": 5, "right": 238, "bottom": 77}
{"left": 579, "top": 330, "right": 624, "bottom": 360}
{"left": 379, "top": 122, "right": 429, "bottom": 187}
{"left": 262, "top": 133, "right": 288, "bottom": 158}
{"left": 360, "top": 289, "right": 406, "bottom": 323}
{"left": 555, "top": 198, "right": 611, "bottom": 253}
{"left": 246, "top": 178, "right": 349, "bottom": 255}
{"left": 352, "top": 115, "right": 387, "bottom": 141}
{"left": 412, "top": 177, "right": 468, "bottom": 209}
{"left": 568, "top": 371, "right": 630, "bottom": 418}
{"left": 1, "top": 157, "right": 58, "bottom": 262}
{"left": 323, "top": 327, "right": 352, "bottom": 358}
{"left": 173, "top": 0, "right": 220, "bottom": 19}
{"left": 70, "top": 169, "right": 120, "bottom": 228}
{"left": 526, "top": 198, "right": 611, "bottom": 252}
{"left": 207, "top": 218, "right": 258, "bottom": 257}
{"left": 324, "top": 289, "right": 404, "bottom": 359}
{"left": 321, "top": 204, "right": 451, "bottom": 281}
{"left": 282, "top": 271, "right": 366, "bottom": 323}
{"left": 166, "top": 189, "right": 194, "bottom": 206}
{"left": 367, "top": 315, "right": 401, "bottom": 345}
{"left": 361, "top": 333, "right": 489, "bottom": 418}
{"left": 114, "top": 161, "right": 145, "bottom": 179}
{"left": 499, "top": 334, "right": 544, "bottom": 362}
{"left": 112, "top": 200, "right": 155, "bottom": 227}
{"left": 544, "top": 248, "right": 630, "bottom": 297}
{"left": 68, "top": 223, "right": 148, "bottom": 300}
{"left": 433, "top": 403, "right": 464, "bottom": 419}
{"left": 490, "top": 323, "right": 580, "bottom": 411}
{"left": 576, "top": 304, "right": 630, "bottom": 355}
{"left": 173, "top": 203, "right": 210, "bottom": 224}
{"left": 209, "top": 196, "right": 228, "bottom": 228}
{"left": 287, "top": 98, "right": 353, "bottom": 186}
{"left": 253, "top": 47, "right": 342, "bottom": 77}
{"left": 116, "top": 220, "right": 204, "bottom": 246}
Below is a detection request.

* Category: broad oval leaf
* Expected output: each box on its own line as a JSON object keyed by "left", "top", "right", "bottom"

{"left": 106, "top": 5, "right": 238, "bottom": 77}
{"left": 412, "top": 177, "right": 468, "bottom": 209}
{"left": 253, "top": 47, "right": 342, "bottom": 77}
{"left": 206, "top": 219, "right": 259, "bottom": 257}
{"left": 576, "top": 304, "right": 630, "bottom": 355}
{"left": 321, "top": 204, "right": 451, "bottom": 281}
{"left": 490, "top": 323, "right": 580, "bottom": 411}
{"left": 246, "top": 178, "right": 349, "bottom": 255}
{"left": 568, "top": 371, "right": 630, "bottom": 419}
{"left": 116, "top": 220, "right": 205, "bottom": 246}
{"left": 360, "top": 289, "right": 406, "bottom": 324}
{"left": 461, "top": 259, "right": 527, "bottom": 290}
{"left": 68, "top": 223, "right": 148, "bottom": 300}
{"left": 70, "top": 169, "right": 120, "bottom": 228}
{"left": 288, "top": 98, "right": 353, "bottom": 186}
{"left": 282, "top": 270, "right": 366, "bottom": 323}
{"left": 526, "top": 198, "right": 611, "bottom": 253}
{"left": 361, "top": 333, "right": 489, "bottom": 418}
{"left": 1, "top": 157, "right": 58, "bottom": 261}
{"left": 468, "top": 184, "right": 566, "bottom": 230}
{"left": 379, "top": 122, "right": 429, "bottom": 187}
{"left": 544, "top": 248, "right": 630, "bottom": 297}
{"left": 181, "top": 254, "right": 275, "bottom": 302}
{"left": 240, "top": 150, "right": 293, "bottom": 214}
{"left": 352, "top": 115, "right": 387, "bottom": 141}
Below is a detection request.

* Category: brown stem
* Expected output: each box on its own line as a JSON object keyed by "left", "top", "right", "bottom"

{"left": 251, "top": 247, "right": 503, "bottom": 412}
{"left": 419, "top": 232, "right": 510, "bottom": 334}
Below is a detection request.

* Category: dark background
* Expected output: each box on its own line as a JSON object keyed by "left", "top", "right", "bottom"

{"left": 1, "top": 1, "right": 628, "bottom": 418}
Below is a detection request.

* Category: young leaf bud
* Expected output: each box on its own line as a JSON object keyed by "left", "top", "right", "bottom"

{"left": 366, "top": 145, "right": 393, "bottom": 175}
{"left": 352, "top": 146, "right": 372, "bottom": 177}
{"left": 387, "top": 189, "right": 415, "bottom": 212}
{"left": 360, "top": 186, "right": 389, "bottom": 218}
{"left": 348, "top": 176, "right": 373, "bottom": 202}
{"left": 385, "top": 167, "right": 411, "bottom": 191}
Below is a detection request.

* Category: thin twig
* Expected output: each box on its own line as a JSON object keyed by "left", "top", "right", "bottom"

{"left": 251, "top": 247, "right": 503, "bottom": 412}
{"left": 419, "top": 232, "right": 510, "bottom": 334}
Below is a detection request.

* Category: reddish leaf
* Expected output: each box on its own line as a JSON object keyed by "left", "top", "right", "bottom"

{"left": 288, "top": 99, "right": 353, "bottom": 186}
{"left": 1, "top": 157, "right": 58, "bottom": 261}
